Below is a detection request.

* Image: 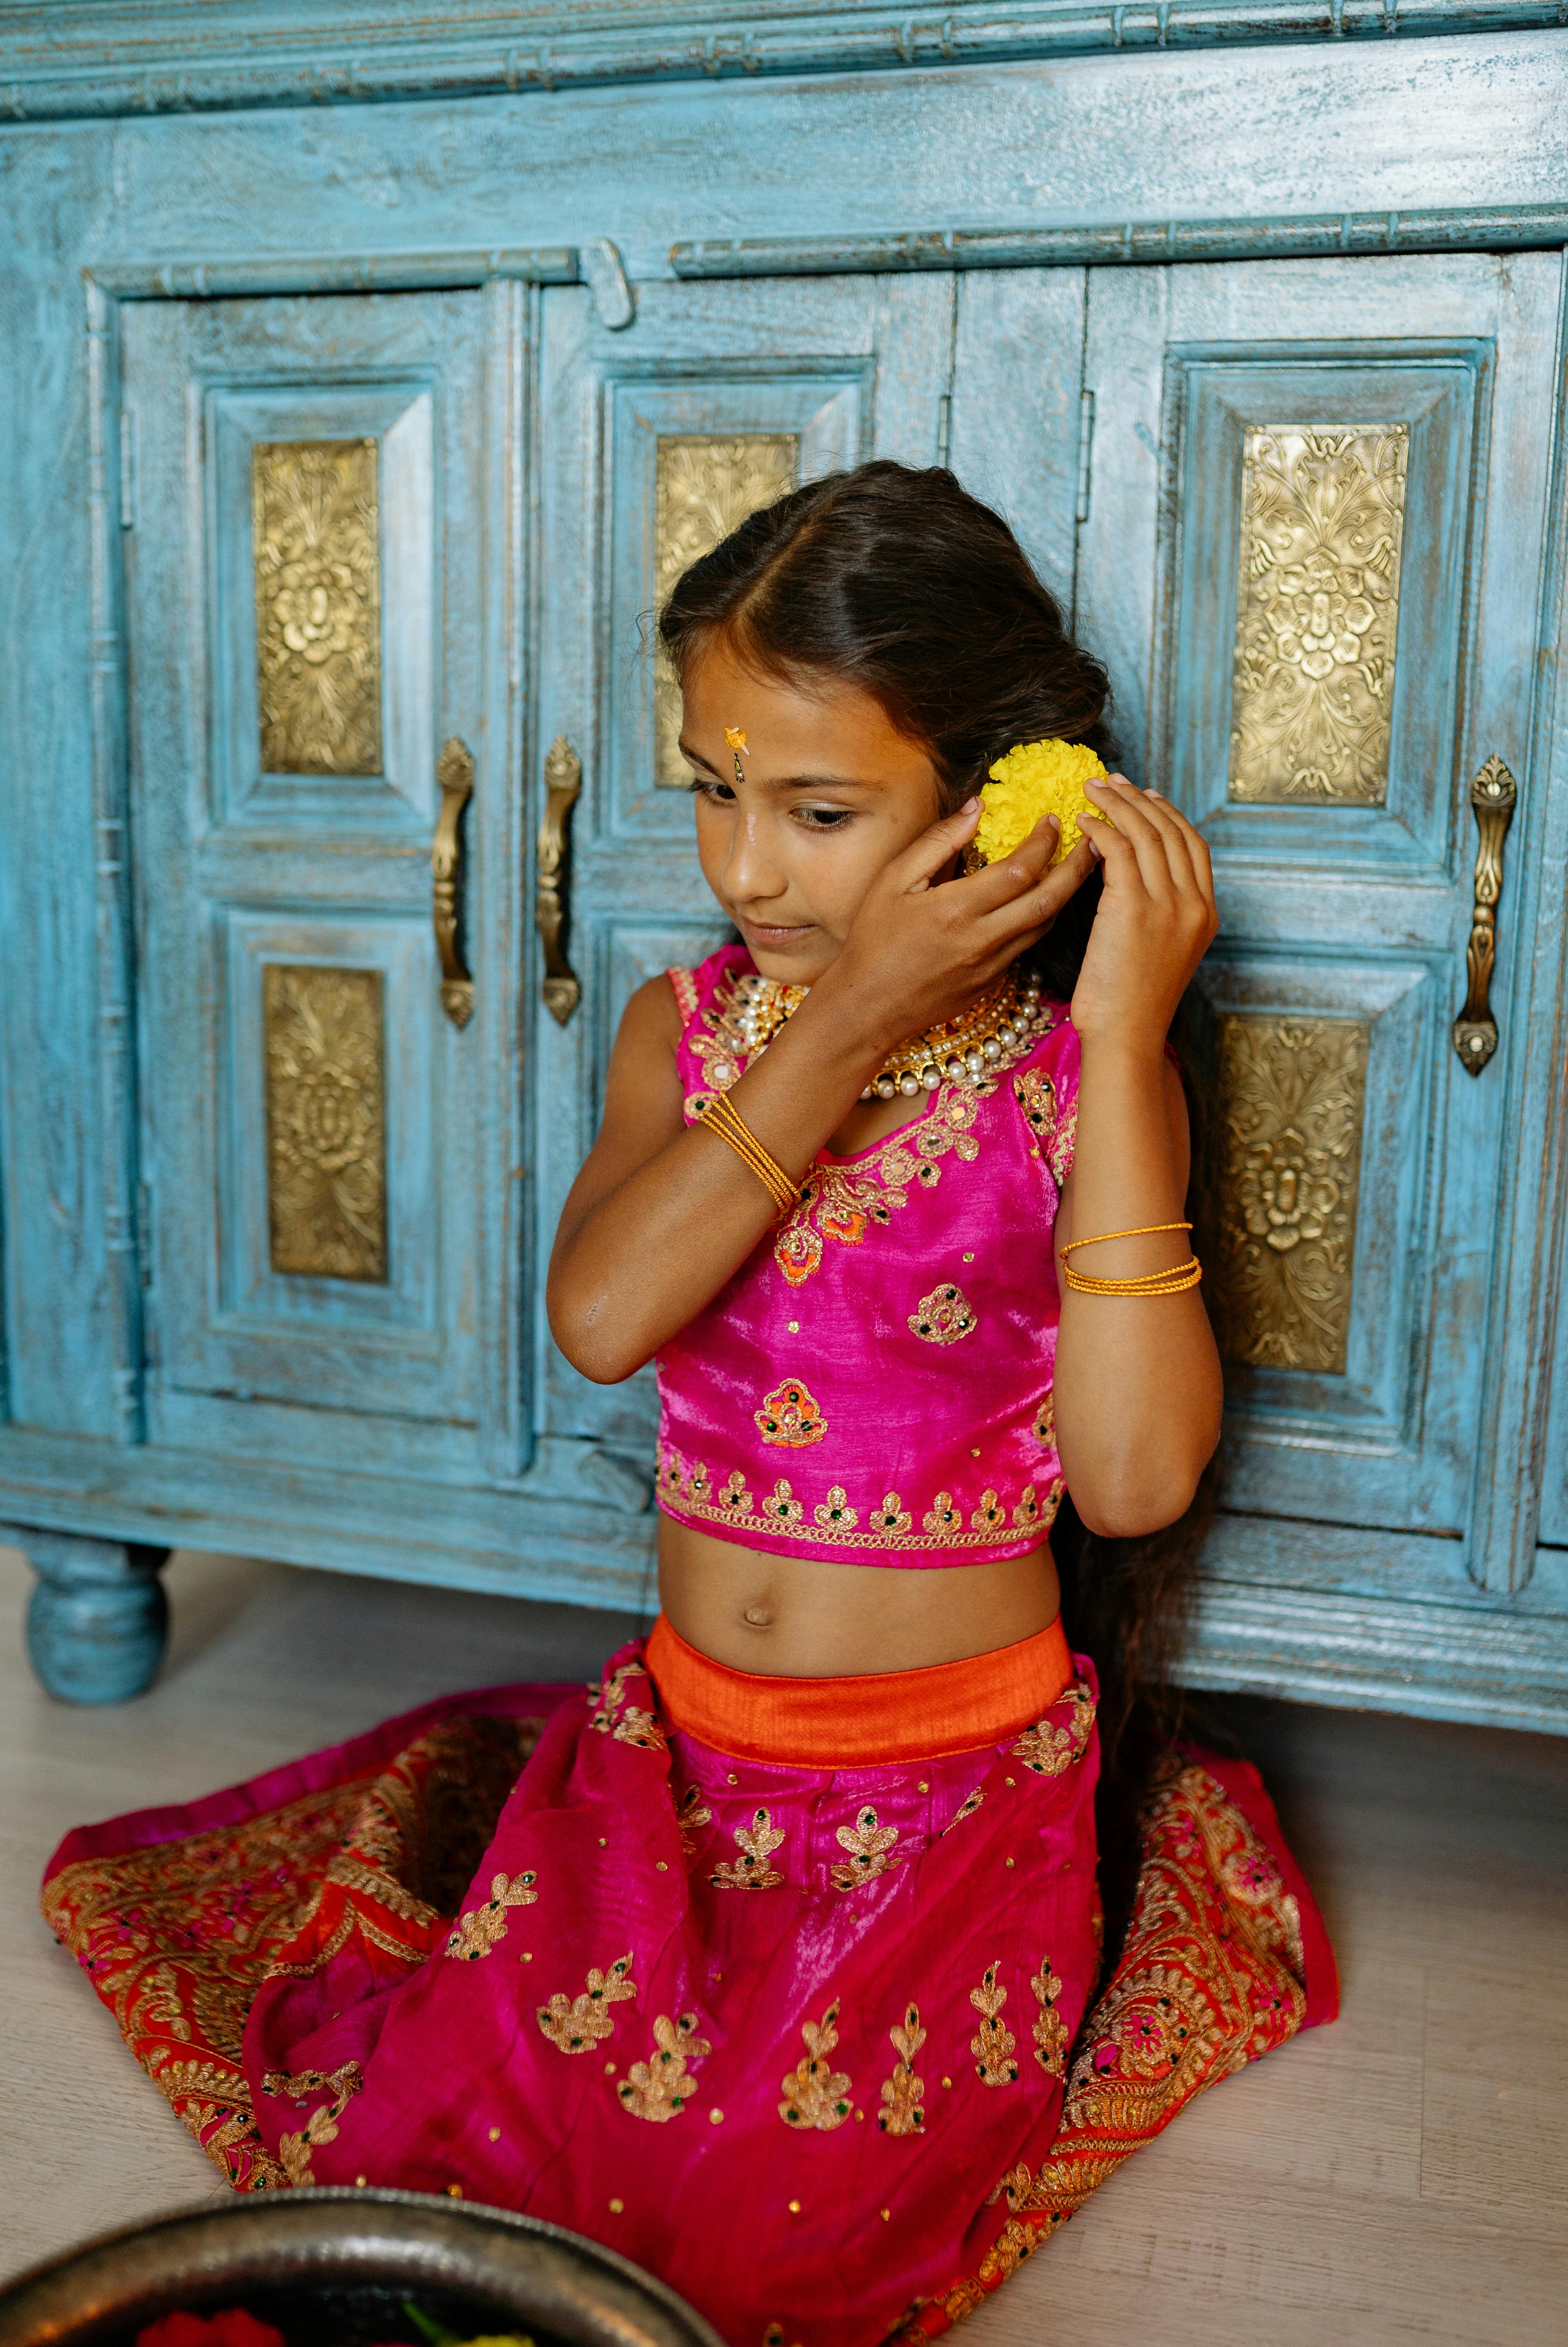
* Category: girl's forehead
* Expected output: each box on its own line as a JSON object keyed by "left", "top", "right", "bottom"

{"left": 684, "top": 644, "right": 923, "bottom": 773}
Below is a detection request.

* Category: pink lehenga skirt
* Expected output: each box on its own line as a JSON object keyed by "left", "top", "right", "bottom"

{"left": 41, "top": 1616, "right": 1335, "bottom": 2347}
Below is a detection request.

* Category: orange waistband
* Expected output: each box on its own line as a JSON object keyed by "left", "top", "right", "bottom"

{"left": 644, "top": 1612, "right": 1073, "bottom": 1767}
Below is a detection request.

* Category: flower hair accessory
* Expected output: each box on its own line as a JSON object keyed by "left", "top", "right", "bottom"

{"left": 973, "top": 738, "right": 1111, "bottom": 867}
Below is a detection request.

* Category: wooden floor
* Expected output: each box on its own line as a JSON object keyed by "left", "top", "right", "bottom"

{"left": 2, "top": 1540, "right": 1565, "bottom": 2342}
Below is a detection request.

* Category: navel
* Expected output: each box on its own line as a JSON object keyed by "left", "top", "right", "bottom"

{"left": 742, "top": 1603, "right": 775, "bottom": 1629}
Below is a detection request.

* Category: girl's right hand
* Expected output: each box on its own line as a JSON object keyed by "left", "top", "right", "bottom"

{"left": 818, "top": 799, "right": 1097, "bottom": 1054}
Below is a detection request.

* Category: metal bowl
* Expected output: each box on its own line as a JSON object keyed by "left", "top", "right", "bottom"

{"left": 0, "top": 2188, "right": 727, "bottom": 2347}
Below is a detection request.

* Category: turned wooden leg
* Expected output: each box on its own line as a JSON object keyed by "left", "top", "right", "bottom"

{"left": 5, "top": 1525, "right": 171, "bottom": 1703}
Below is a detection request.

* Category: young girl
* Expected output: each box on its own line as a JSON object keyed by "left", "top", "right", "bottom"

{"left": 43, "top": 464, "right": 1334, "bottom": 2346}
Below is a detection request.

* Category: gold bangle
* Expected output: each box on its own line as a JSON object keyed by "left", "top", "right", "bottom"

{"left": 1060, "top": 1220, "right": 1199, "bottom": 1297}
{"left": 1060, "top": 1221, "right": 1193, "bottom": 1256}
{"left": 1062, "top": 1257, "right": 1202, "bottom": 1297}
{"left": 699, "top": 1092, "right": 802, "bottom": 1220}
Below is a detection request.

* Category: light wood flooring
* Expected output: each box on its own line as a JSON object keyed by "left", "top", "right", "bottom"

{"left": 1, "top": 1539, "right": 1564, "bottom": 2340}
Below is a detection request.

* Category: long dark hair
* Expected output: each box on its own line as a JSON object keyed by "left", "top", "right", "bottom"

{"left": 660, "top": 463, "right": 1218, "bottom": 1932}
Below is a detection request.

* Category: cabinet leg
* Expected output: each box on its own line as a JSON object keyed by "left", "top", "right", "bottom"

{"left": 4, "top": 1526, "right": 172, "bottom": 1704}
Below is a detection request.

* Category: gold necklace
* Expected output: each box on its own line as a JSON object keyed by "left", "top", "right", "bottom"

{"left": 727, "top": 966, "right": 1048, "bottom": 1099}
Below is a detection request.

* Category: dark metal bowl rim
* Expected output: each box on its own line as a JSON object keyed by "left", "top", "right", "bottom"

{"left": 0, "top": 2187, "right": 728, "bottom": 2347}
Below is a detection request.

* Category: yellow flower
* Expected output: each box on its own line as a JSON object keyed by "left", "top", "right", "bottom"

{"left": 975, "top": 739, "right": 1110, "bottom": 867}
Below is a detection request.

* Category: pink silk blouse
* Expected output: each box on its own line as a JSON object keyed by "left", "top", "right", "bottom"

{"left": 655, "top": 946, "right": 1081, "bottom": 1568}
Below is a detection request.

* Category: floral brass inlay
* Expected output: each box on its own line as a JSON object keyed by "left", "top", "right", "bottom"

{"left": 1208, "top": 1015, "right": 1369, "bottom": 1373}
{"left": 654, "top": 435, "right": 798, "bottom": 787}
{"left": 252, "top": 438, "right": 383, "bottom": 776}
{"left": 1228, "top": 424, "right": 1408, "bottom": 804}
{"left": 263, "top": 964, "right": 388, "bottom": 1282}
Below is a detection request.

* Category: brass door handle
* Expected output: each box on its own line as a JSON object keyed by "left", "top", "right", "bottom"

{"left": 1452, "top": 754, "right": 1517, "bottom": 1075}
{"left": 432, "top": 736, "right": 475, "bottom": 1030}
{"left": 537, "top": 735, "right": 583, "bottom": 1027}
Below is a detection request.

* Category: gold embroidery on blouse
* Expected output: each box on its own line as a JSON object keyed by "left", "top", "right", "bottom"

{"left": 1014, "top": 1063, "right": 1076, "bottom": 1186}
{"left": 1014, "top": 1065, "right": 1057, "bottom": 1141}
{"left": 761, "top": 1480, "right": 804, "bottom": 1527}
{"left": 878, "top": 2003, "right": 927, "bottom": 2136}
{"left": 1009, "top": 1682, "right": 1097, "bottom": 1777}
{"left": 658, "top": 1444, "right": 1063, "bottom": 1553}
{"left": 710, "top": 1806, "right": 786, "bottom": 1890}
{"left": 1031, "top": 1956, "right": 1069, "bottom": 2079}
{"left": 908, "top": 1282, "right": 978, "bottom": 1344}
{"left": 831, "top": 1806, "right": 901, "bottom": 1892}
{"left": 813, "top": 1486, "right": 858, "bottom": 1532}
{"left": 1032, "top": 1391, "right": 1056, "bottom": 1449}
{"left": 970, "top": 1962, "right": 1020, "bottom": 2086}
{"left": 537, "top": 1953, "right": 637, "bottom": 2053}
{"left": 443, "top": 1870, "right": 539, "bottom": 1960}
{"left": 617, "top": 2012, "right": 713, "bottom": 2122}
{"left": 755, "top": 1377, "right": 827, "bottom": 1447}
{"left": 942, "top": 1786, "right": 985, "bottom": 1835}
{"left": 779, "top": 2000, "right": 852, "bottom": 2130}
{"left": 674, "top": 1784, "right": 714, "bottom": 1864}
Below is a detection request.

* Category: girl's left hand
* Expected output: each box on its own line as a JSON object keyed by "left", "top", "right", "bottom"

{"left": 1071, "top": 777, "right": 1218, "bottom": 1049}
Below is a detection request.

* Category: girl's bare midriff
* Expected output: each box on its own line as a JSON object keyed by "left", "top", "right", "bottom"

{"left": 658, "top": 1516, "right": 1062, "bottom": 1677}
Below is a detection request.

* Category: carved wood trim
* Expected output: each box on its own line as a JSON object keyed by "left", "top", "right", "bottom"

{"left": 4, "top": 3, "right": 1565, "bottom": 122}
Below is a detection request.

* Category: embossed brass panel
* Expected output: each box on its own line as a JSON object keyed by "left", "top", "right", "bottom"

{"left": 653, "top": 434, "right": 798, "bottom": 787}
{"left": 263, "top": 964, "right": 388, "bottom": 1281}
{"left": 1208, "top": 1014, "right": 1369, "bottom": 1372}
{"left": 1228, "top": 423, "right": 1408, "bottom": 804}
{"left": 252, "top": 438, "right": 383, "bottom": 776}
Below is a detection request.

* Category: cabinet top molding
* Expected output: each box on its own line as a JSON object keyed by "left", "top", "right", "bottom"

{"left": 2, "top": 0, "right": 1566, "bottom": 124}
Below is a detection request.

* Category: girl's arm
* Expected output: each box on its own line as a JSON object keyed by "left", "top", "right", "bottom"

{"left": 1051, "top": 779, "right": 1223, "bottom": 1537}
{"left": 548, "top": 803, "right": 1090, "bottom": 1384}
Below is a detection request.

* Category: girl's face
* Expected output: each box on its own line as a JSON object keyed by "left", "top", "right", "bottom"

{"left": 679, "top": 635, "right": 948, "bottom": 984}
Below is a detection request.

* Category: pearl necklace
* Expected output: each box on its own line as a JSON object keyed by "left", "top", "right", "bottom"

{"left": 727, "top": 967, "right": 1049, "bottom": 1100}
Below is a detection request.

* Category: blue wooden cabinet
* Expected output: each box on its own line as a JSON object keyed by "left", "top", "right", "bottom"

{"left": 1, "top": 2, "right": 1566, "bottom": 1730}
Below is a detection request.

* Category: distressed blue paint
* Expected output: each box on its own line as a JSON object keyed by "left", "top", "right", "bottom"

{"left": 2, "top": 2, "right": 1566, "bottom": 123}
{"left": 0, "top": 22, "right": 1565, "bottom": 1725}
{"left": 7, "top": 1526, "right": 171, "bottom": 1704}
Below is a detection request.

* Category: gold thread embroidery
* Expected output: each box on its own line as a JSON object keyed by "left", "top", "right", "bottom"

{"left": 970, "top": 1962, "right": 1019, "bottom": 2086}
{"left": 780, "top": 2000, "right": 852, "bottom": 2130}
{"left": 588, "top": 1660, "right": 668, "bottom": 1753}
{"left": 761, "top": 1480, "right": 804, "bottom": 1528}
{"left": 878, "top": 2004, "right": 927, "bottom": 2136}
{"left": 659, "top": 1445, "right": 1063, "bottom": 1553}
{"left": 537, "top": 1953, "right": 637, "bottom": 2053}
{"left": 617, "top": 2012, "right": 713, "bottom": 2121}
{"left": 831, "top": 1806, "right": 901, "bottom": 1893}
{"left": 1010, "top": 1682, "right": 1097, "bottom": 1777}
{"left": 1031, "top": 1956, "right": 1069, "bottom": 2079}
{"left": 1032, "top": 1391, "right": 1056, "bottom": 1449}
{"left": 1013, "top": 1065, "right": 1057, "bottom": 1142}
{"left": 273, "top": 2059, "right": 363, "bottom": 2187}
{"left": 813, "top": 1486, "right": 859, "bottom": 1532}
{"left": 755, "top": 1377, "right": 828, "bottom": 1447}
{"left": 908, "top": 1282, "right": 978, "bottom": 1344}
{"left": 674, "top": 1785, "right": 713, "bottom": 1864}
{"left": 710, "top": 1807, "right": 785, "bottom": 1890}
{"left": 443, "top": 1870, "right": 538, "bottom": 1960}
{"left": 942, "top": 1786, "right": 985, "bottom": 1835}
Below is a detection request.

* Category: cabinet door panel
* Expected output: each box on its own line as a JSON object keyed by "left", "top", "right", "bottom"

{"left": 532, "top": 275, "right": 955, "bottom": 1464}
{"left": 1075, "top": 254, "right": 1561, "bottom": 1576}
{"left": 123, "top": 292, "right": 516, "bottom": 1475}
